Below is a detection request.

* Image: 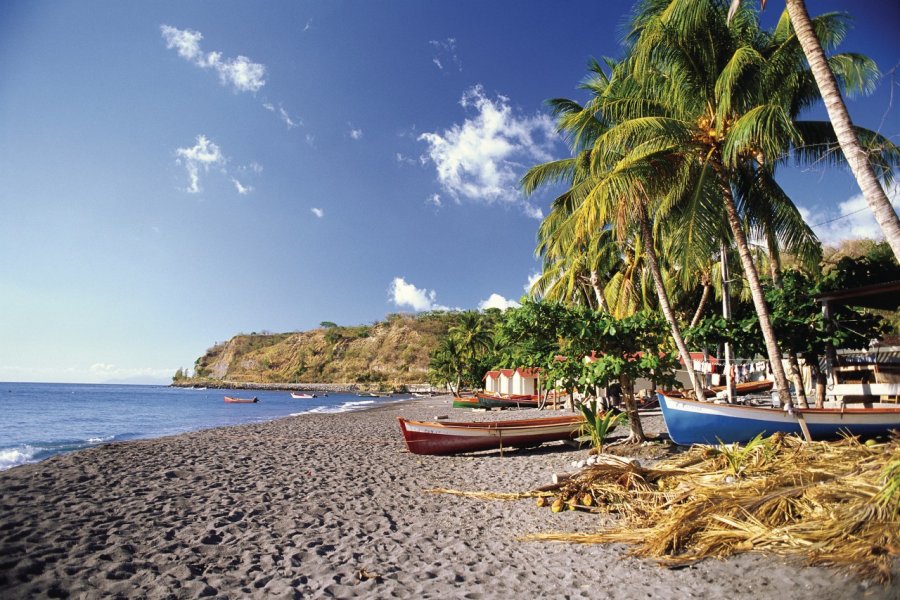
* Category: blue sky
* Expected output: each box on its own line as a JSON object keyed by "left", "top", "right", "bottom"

{"left": 1, "top": 1, "right": 898, "bottom": 384}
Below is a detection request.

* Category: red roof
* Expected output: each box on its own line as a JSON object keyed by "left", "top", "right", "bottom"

{"left": 516, "top": 368, "right": 541, "bottom": 378}
{"left": 485, "top": 368, "right": 542, "bottom": 379}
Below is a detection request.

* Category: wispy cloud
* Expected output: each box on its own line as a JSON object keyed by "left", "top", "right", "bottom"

{"left": 232, "top": 178, "right": 252, "bottom": 194}
{"left": 311, "top": 207, "right": 324, "bottom": 218}
{"left": 395, "top": 152, "right": 417, "bottom": 166}
{"left": 264, "top": 102, "right": 301, "bottom": 129}
{"left": 303, "top": 19, "right": 313, "bottom": 33}
{"left": 426, "top": 193, "right": 442, "bottom": 208}
{"left": 429, "top": 38, "right": 462, "bottom": 72}
{"left": 419, "top": 85, "right": 557, "bottom": 219}
{"left": 390, "top": 277, "right": 449, "bottom": 312}
{"left": 478, "top": 293, "right": 519, "bottom": 311}
{"left": 800, "top": 183, "right": 900, "bottom": 247}
{"left": 162, "top": 24, "right": 301, "bottom": 130}
{"left": 161, "top": 25, "right": 266, "bottom": 93}
{"left": 525, "top": 272, "right": 541, "bottom": 293}
{"left": 175, "top": 135, "right": 224, "bottom": 193}
{"left": 175, "top": 135, "right": 259, "bottom": 194}
{"left": 349, "top": 126, "right": 363, "bottom": 140}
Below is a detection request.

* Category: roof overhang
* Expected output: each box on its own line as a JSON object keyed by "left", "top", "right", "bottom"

{"left": 814, "top": 280, "right": 900, "bottom": 311}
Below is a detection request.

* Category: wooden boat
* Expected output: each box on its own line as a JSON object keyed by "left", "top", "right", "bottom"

{"left": 224, "top": 396, "right": 258, "bottom": 404}
{"left": 476, "top": 392, "right": 540, "bottom": 409}
{"left": 658, "top": 391, "right": 900, "bottom": 445}
{"left": 708, "top": 380, "right": 774, "bottom": 395}
{"left": 452, "top": 396, "right": 480, "bottom": 409}
{"left": 290, "top": 392, "right": 317, "bottom": 399}
{"left": 397, "top": 415, "right": 585, "bottom": 455}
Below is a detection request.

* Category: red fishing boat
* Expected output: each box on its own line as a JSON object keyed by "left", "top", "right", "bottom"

{"left": 475, "top": 392, "right": 541, "bottom": 409}
{"left": 397, "top": 414, "right": 584, "bottom": 455}
{"left": 224, "top": 396, "right": 258, "bottom": 403}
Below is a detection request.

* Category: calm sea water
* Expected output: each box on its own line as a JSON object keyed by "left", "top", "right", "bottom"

{"left": 0, "top": 383, "right": 402, "bottom": 471}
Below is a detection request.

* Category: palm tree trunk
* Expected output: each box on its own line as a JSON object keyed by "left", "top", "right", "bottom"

{"left": 716, "top": 173, "right": 794, "bottom": 409}
{"left": 786, "top": 0, "right": 900, "bottom": 262}
{"left": 787, "top": 352, "right": 808, "bottom": 408}
{"left": 620, "top": 374, "right": 645, "bottom": 443}
{"left": 690, "top": 280, "right": 712, "bottom": 328}
{"left": 638, "top": 207, "right": 707, "bottom": 401}
{"left": 589, "top": 270, "right": 611, "bottom": 313}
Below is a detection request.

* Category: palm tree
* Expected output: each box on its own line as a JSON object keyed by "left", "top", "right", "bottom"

{"left": 596, "top": 0, "right": 892, "bottom": 407}
{"left": 522, "top": 61, "right": 710, "bottom": 402}
{"left": 728, "top": 0, "right": 900, "bottom": 261}
{"left": 532, "top": 208, "right": 618, "bottom": 312}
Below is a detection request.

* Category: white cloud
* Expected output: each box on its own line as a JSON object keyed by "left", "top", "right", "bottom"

{"left": 429, "top": 38, "right": 461, "bottom": 72}
{"left": 426, "top": 193, "right": 442, "bottom": 208}
{"left": 175, "top": 134, "right": 224, "bottom": 193}
{"left": 395, "top": 152, "right": 417, "bottom": 166}
{"left": 232, "top": 178, "right": 252, "bottom": 194}
{"left": 279, "top": 107, "right": 300, "bottom": 129}
{"left": 305, "top": 133, "right": 316, "bottom": 147}
{"left": 161, "top": 25, "right": 266, "bottom": 93}
{"left": 525, "top": 272, "right": 541, "bottom": 293}
{"left": 265, "top": 102, "right": 300, "bottom": 129}
{"left": 478, "top": 293, "right": 520, "bottom": 311}
{"left": 419, "top": 85, "right": 557, "bottom": 218}
{"left": 802, "top": 183, "right": 900, "bottom": 247}
{"left": 390, "top": 277, "right": 449, "bottom": 312}
{"left": 522, "top": 202, "right": 544, "bottom": 220}
{"left": 311, "top": 207, "right": 324, "bottom": 218}
{"left": 303, "top": 19, "right": 313, "bottom": 32}
{"left": 349, "top": 127, "right": 363, "bottom": 140}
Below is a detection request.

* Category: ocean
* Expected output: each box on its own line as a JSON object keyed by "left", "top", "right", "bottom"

{"left": 0, "top": 382, "right": 401, "bottom": 471}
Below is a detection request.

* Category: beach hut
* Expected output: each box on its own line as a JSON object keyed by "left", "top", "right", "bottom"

{"left": 511, "top": 368, "right": 539, "bottom": 396}
{"left": 482, "top": 370, "right": 500, "bottom": 394}
{"left": 498, "top": 369, "right": 515, "bottom": 395}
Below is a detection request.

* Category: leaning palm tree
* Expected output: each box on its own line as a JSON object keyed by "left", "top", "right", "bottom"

{"left": 728, "top": 0, "right": 900, "bottom": 261}
{"left": 601, "top": 0, "right": 894, "bottom": 407}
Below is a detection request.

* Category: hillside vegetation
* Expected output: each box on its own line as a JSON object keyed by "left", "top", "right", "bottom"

{"left": 180, "top": 313, "right": 457, "bottom": 388}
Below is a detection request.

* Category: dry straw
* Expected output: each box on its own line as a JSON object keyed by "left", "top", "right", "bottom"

{"left": 434, "top": 433, "right": 900, "bottom": 582}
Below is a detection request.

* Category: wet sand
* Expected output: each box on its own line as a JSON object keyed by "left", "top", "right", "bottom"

{"left": 0, "top": 396, "right": 894, "bottom": 599}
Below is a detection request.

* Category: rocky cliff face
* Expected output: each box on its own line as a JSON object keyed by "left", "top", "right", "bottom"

{"left": 188, "top": 313, "right": 451, "bottom": 387}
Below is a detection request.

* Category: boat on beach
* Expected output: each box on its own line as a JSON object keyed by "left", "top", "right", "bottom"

{"left": 708, "top": 380, "right": 773, "bottom": 395}
{"left": 475, "top": 392, "right": 541, "bottom": 409}
{"left": 290, "top": 392, "right": 317, "bottom": 399}
{"left": 452, "top": 396, "right": 480, "bottom": 409}
{"left": 657, "top": 390, "right": 900, "bottom": 445}
{"left": 397, "top": 414, "right": 585, "bottom": 455}
{"left": 224, "top": 396, "right": 258, "bottom": 404}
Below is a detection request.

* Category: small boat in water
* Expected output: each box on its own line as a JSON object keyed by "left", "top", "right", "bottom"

{"left": 657, "top": 391, "right": 900, "bottom": 445}
{"left": 224, "top": 396, "right": 258, "bottom": 404}
{"left": 290, "top": 392, "right": 317, "bottom": 399}
{"left": 397, "top": 414, "right": 584, "bottom": 455}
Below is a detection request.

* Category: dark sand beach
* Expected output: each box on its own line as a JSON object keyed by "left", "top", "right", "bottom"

{"left": 0, "top": 396, "right": 896, "bottom": 599}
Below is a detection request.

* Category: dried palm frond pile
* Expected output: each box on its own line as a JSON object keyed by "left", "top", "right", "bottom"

{"left": 525, "top": 433, "right": 900, "bottom": 582}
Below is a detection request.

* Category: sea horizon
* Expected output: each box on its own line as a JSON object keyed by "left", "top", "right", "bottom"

{"left": 0, "top": 382, "right": 403, "bottom": 471}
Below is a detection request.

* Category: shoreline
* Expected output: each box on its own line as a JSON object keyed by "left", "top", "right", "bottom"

{"left": 170, "top": 380, "right": 440, "bottom": 394}
{"left": 0, "top": 396, "right": 894, "bottom": 598}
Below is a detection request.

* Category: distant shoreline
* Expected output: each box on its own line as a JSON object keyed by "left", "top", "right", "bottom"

{"left": 170, "top": 380, "right": 437, "bottom": 393}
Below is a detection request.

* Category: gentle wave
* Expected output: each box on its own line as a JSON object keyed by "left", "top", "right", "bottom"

{"left": 291, "top": 399, "right": 377, "bottom": 416}
{"left": 86, "top": 435, "right": 116, "bottom": 444}
{"left": 0, "top": 445, "right": 38, "bottom": 470}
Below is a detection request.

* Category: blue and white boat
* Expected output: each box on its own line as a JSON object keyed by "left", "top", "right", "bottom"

{"left": 658, "top": 389, "right": 900, "bottom": 445}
